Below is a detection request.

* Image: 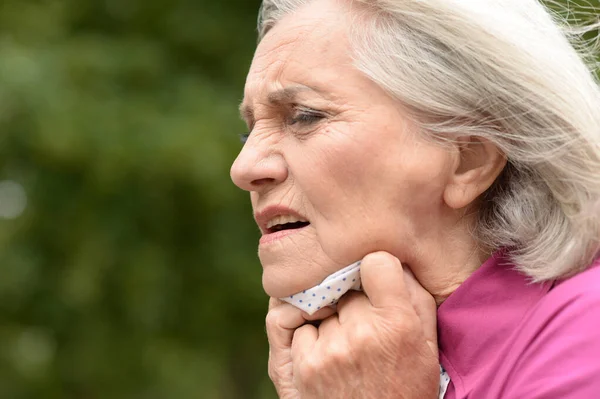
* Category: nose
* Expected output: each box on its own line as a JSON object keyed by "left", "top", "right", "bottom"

{"left": 230, "top": 137, "right": 288, "bottom": 193}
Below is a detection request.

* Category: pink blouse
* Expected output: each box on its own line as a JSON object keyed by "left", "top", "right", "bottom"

{"left": 438, "top": 250, "right": 600, "bottom": 398}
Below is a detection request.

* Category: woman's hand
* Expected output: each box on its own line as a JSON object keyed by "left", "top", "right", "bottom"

{"left": 266, "top": 252, "right": 439, "bottom": 399}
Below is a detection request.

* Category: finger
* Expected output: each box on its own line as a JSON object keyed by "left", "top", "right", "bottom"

{"left": 336, "top": 290, "right": 371, "bottom": 324}
{"left": 266, "top": 299, "right": 337, "bottom": 353}
{"left": 402, "top": 268, "right": 438, "bottom": 357}
{"left": 291, "top": 323, "right": 318, "bottom": 363}
{"left": 319, "top": 314, "right": 340, "bottom": 339}
{"left": 269, "top": 297, "right": 337, "bottom": 322}
{"left": 266, "top": 302, "right": 307, "bottom": 353}
{"left": 290, "top": 323, "right": 319, "bottom": 393}
{"left": 360, "top": 252, "right": 410, "bottom": 309}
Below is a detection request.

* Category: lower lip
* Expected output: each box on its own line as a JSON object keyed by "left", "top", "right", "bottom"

{"left": 259, "top": 226, "right": 309, "bottom": 245}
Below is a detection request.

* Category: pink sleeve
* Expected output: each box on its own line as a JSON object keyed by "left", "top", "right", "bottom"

{"left": 493, "top": 280, "right": 600, "bottom": 398}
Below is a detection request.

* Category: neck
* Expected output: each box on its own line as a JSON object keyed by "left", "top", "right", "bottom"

{"left": 431, "top": 246, "right": 491, "bottom": 306}
{"left": 406, "top": 217, "right": 492, "bottom": 306}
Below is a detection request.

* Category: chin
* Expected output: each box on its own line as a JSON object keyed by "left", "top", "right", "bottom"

{"left": 260, "top": 262, "right": 323, "bottom": 299}
{"left": 261, "top": 270, "right": 302, "bottom": 299}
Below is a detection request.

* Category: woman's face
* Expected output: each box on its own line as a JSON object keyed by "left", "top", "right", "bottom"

{"left": 231, "top": 0, "right": 457, "bottom": 298}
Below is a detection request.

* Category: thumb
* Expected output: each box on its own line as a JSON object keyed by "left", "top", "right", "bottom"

{"left": 403, "top": 268, "right": 439, "bottom": 357}
{"left": 360, "top": 252, "right": 439, "bottom": 357}
{"left": 360, "top": 252, "right": 409, "bottom": 309}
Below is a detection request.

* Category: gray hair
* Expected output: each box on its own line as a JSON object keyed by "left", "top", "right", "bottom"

{"left": 257, "top": 0, "right": 600, "bottom": 281}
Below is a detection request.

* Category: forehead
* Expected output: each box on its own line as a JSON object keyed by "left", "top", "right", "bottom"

{"left": 244, "top": 0, "right": 353, "bottom": 102}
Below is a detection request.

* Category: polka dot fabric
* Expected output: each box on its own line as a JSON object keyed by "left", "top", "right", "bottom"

{"left": 280, "top": 261, "right": 362, "bottom": 315}
{"left": 439, "top": 366, "right": 450, "bottom": 398}
{"left": 279, "top": 261, "right": 450, "bottom": 398}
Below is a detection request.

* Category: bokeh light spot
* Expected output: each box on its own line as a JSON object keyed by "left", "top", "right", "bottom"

{"left": 0, "top": 180, "right": 27, "bottom": 219}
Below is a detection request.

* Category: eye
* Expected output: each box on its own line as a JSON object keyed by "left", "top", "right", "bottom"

{"left": 239, "top": 133, "right": 249, "bottom": 144}
{"left": 289, "top": 108, "right": 325, "bottom": 126}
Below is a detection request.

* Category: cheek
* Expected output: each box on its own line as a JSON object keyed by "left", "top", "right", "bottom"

{"left": 288, "top": 123, "right": 408, "bottom": 216}
{"left": 286, "top": 126, "right": 452, "bottom": 256}
{"left": 367, "top": 142, "right": 452, "bottom": 242}
{"left": 281, "top": 130, "right": 393, "bottom": 260}
{"left": 286, "top": 139, "right": 349, "bottom": 211}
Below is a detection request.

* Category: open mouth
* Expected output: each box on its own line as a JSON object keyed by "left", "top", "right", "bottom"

{"left": 268, "top": 221, "right": 310, "bottom": 233}
{"left": 266, "top": 215, "right": 310, "bottom": 234}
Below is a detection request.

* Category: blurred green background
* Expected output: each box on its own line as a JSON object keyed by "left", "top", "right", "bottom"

{"left": 0, "top": 0, "right": 266, "bottom": 398}
{"left": 0, "top": 0, "right": 597, "bottom": 398}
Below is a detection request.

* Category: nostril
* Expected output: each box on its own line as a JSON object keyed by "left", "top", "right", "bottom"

{"left": 251, "top": 177, "right": 277, "bottom": 187}
{"left": 231, "top": 150, "right": 288, "bottom": 192}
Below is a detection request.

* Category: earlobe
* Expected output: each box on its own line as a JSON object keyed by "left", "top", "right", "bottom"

{"left": 443, "top": 136, "right": 507, "bottom": 210}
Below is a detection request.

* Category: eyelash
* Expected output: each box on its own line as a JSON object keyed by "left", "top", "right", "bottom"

{"left": 289, "top": 109, "right": 325, "bottom": 126}
{"left": 239, "top": 108, "right": 325, "bottom": 144}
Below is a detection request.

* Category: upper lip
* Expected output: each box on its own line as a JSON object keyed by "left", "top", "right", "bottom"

{"left": 254, "top": 206, "right": 310, "bottom": 235}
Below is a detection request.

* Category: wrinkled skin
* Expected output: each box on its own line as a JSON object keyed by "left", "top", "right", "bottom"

{"left": 266, "top": 252, "right": 439, "bottom": 399}
{"left": 230, "top": 0, "right": 506, "bottom": 397}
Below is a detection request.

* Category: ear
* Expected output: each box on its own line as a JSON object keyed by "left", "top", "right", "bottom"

{"left": 443, "top": 136, "right": 507, "bottom": 210}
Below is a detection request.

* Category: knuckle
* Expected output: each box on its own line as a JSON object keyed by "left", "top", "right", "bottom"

{"left": 265, "top": 309, "right": 286, "bottom": 342}
{"left": 324, "top": 339, "right": 350, "bottom": 364}
{"left": 348, "top": 323, "right": 375, "bottom": 346}
{"left": 265, "top": 308, "right": 281, "bottom": 330}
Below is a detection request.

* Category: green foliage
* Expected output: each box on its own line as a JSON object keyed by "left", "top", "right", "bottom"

{"left": 0, "top": 1, "right": 597, "bottom": 398}
{"left": 0, "top": 0, "right": 270, "bottom": 398}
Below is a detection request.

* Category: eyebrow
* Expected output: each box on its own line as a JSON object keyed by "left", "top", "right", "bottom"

{"left": 239, "top": 85, "right": 319, "bottom": 125}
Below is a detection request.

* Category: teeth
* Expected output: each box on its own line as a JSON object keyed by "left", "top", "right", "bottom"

{"left": 266, "top": 215, "right": 308, "bottom": 230}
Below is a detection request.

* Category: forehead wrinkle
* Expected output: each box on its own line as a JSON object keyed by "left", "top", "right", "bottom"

{"left": 267, "top": 85, "right": 316, "bottom": 105}
{"left": 240, "top": 84, "right": 325, "bottom": 121}
{"left": 241, "top": 2, "right": 353, "bottom": 123}
{"left": 244, "top": 14, "right": 334, "bottom": 100}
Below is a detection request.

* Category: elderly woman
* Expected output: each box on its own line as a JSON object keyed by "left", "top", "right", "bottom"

{"left": 230, "top": 0, "right": 600, "bottom": 397}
